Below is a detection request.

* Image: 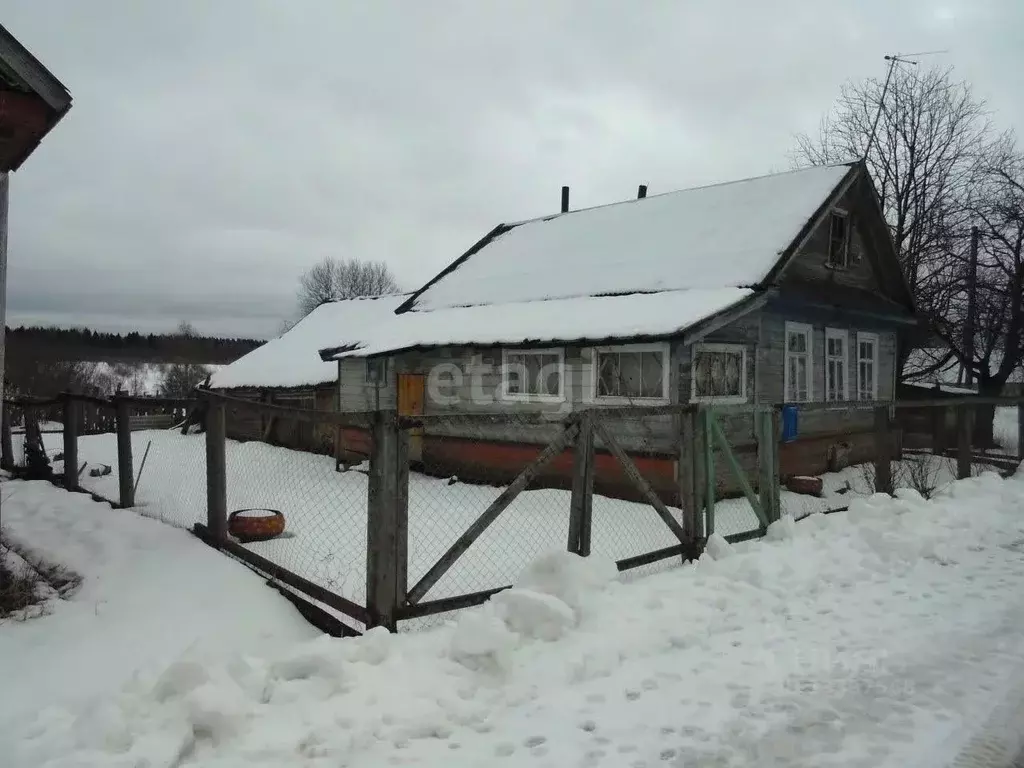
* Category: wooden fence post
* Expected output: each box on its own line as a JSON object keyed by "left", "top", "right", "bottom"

{"left": 114, "top": 396, "right": 135, "bottom": 507}
{"left": 771, "top": 408, "right": 782, "bottom": 518}
{"left": 63, "top": 394, "right": 79, "bottom": 491}
{"left": 956, "top": 403, "right": 972, "bottom": 480}
{"left": 873, "top": 406, "right": 893, "bottom": 495}
{"left": 0, "top": 404, "right": 13, "bottom": 471}
{"left": 366, "top": 410, "right": 409, "bottom": 631}
{"left": 205, "top": 401, "right": 228, "bottom": 542}
{"left": 931, "top": 400, "right": 947, "bottom": 456}
{"left": 678, "top": 409, "right": 698, "bottom": 543}
{"left": 757, "top": 410, "right": 778, "bottom": 525}
{"left": 568, "top": 412, "right": 595, "bottom": 556}
{"left": 701, "top": 408, "right": 715, "bottom": 536}
{"left": 1017, "top": 402, "right": 1024, "bottom": 461}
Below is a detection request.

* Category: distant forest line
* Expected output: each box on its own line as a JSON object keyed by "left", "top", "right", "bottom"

{"left": 5, "top": 325, "right": 264, "bottom": 365}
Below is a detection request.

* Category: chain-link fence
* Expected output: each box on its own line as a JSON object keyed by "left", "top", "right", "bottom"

{"left": 221, "top": 397, "right": 369, "bottom": 608}
{"left": 4, "top": 389, "right": 1022, "bottom": 636}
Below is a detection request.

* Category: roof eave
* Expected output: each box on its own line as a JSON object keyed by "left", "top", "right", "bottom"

{"left": 329, "top": 290, "right": 770, "bottom": 360}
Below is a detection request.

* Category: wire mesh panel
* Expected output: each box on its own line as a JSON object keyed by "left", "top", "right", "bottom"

{"left": 131, "top": 426, "right": 208, "bottom": 529}
{"left": 406, "top": 412, "right": 574, "bottom": 607}
{"left": 74, "top": 402, "right": 121, "bottom": 502}
{"left": 222, "top": 400, "right": 370, "bottom": 607}
{"left": 585, "top": 408, "right": 689, "bottom": 576}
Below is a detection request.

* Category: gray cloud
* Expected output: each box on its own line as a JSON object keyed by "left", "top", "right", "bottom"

{"left": 3, "top": 0, "right": 1021, "bottom": 338}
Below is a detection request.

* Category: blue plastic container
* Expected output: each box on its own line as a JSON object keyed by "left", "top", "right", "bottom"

{"left": 781, "top": 404, "right": 799, "bottom": 443}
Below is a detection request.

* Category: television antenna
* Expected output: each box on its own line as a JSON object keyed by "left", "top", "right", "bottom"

{"left": 864, "top": 50, "right": 949, "bottom": 159}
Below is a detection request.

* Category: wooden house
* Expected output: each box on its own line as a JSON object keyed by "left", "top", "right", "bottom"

{"left": 208, "top": 295, "right": 404, "bottom": 457}
{"left": 319, "top": 161, "right": 916, "bottom": 500}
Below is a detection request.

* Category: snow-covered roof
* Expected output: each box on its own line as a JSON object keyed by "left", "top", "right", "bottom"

{"left": 324, "top": 288, "right": 754, "bottom": 359}
{"left": 404, "top": 163, "right": 855, "bottom": 312}
{"left": 209, "top": 295, "right": 406, "bottom": 390}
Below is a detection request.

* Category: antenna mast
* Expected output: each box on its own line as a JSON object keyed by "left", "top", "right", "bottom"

{"left": 863, "top": 50, "right": 948, "bottom": 161}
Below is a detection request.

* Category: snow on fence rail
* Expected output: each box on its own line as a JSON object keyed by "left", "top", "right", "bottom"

{"left": 2, "top": 390, "right": 1023, "bottom": 635}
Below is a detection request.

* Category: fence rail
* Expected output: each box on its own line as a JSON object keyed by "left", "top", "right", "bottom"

{"left": 5, "top": 390, "right": 1023, "bottom": 636}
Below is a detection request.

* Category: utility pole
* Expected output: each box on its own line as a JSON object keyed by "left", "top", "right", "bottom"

{"left": 963, "top": 225, "right": 980, "bottom": 387}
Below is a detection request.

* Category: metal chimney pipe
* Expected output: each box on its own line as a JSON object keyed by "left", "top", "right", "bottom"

{"left": 637, "top": 184, "right": 648, "bottom": 199}
{"left": 560, "top": 186, "right": 570, "bottom": 213}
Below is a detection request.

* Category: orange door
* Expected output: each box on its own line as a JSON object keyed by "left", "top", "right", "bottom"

{"left": 397, "top": 374, "right": 426, "bottom": 461}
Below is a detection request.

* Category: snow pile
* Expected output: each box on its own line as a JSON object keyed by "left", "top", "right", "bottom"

{"left": 0, "top": 480, "right": 316, "bottom": 732}
{"left": 11, "top": 469, "right": 1024, "bottom": 766}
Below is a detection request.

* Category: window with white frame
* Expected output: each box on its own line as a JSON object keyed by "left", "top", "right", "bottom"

{"left": 691, "top": 343, "right": 747, "bottom": 402}
{"left": 857, "top": 332, "right": 879, "bottom": 400}
{"left": 784, "top": 322, "right": 813, "bottom": 402}
{"left": 502, "top": 349, "right": 564, "bottom": 401}
{"left": 828, "top": 210, "right": 850, "bottom": 268}
{"left": 365, "top": 358, "right": 388, "bottom": 385}
{"left": 824, "top": 328, "right": 848, "bottom": 402}
{"left": 594, "top": 344, "right": 669, "bottom": 401}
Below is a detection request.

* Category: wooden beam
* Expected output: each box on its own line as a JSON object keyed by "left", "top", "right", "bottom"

{"left": 406, "top": 422, "right": 579, "bottom": 605}
{"left": 203, "top": 389, "right": 374, "bottom": 429}
{"left": 114, "top": 397, "right": 134, "bottom": 507}
{"left": 205, "top": 402, "right": 227, "bottom": 542}
{"left": 397, "top": 585, "right": 510, "bottom": 620}
{"left": 0, "top": 405, "right": 13, "bottom": 471}
{"left": 365, "top": 412, "right": 409, "bottom": 631}
{"left": 678, "top": 410, "right": 697, "bottom": 542}
{"left": 616, "top": 544, "right": 689, "bottom": 572}
{"left": 592, "top": 419, "right": 689, "bottom": 545}
{"left": 1017, "top": 404, "right": 1024, "bottom": 461}
{"left": 192, "top": 523, "right": 369, "bottom": 624}
{"left": 568, "top": 412, "right": 595, "bottom": 556}
{"left": 874, "top": 406, "right": 893, "bottom": 494}
{"left": 62, "top": 394, "right": 78, "bottom": 491}
{"left": 757, "top": 410, "right": 777, "bottom": 526}
{"left": 710, "top": 414, "right": 768, "bottom": 530}
{"left": 702, "top": 409, "right": 716, "bottom": 536}
{"left": 956, "top": 404, "right": 972, "bottom": 480}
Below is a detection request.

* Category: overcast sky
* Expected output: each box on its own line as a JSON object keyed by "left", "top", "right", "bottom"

{"left": 4, "top": 1, "right": 1022, "bottom": 339}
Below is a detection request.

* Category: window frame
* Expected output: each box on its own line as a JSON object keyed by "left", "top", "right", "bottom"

{"left": 824, "top": 327, "right": 849, "bottom": 402}
{"left": 364, "top": 358, "right": 389, "bottom": 385}
{"left": 827, "top": 208, "right": 851, "bottom": 269}
{"left": 500, "top": 347, "right": 566, "bottom": 403}
{"left": 856, "top": 331, "right": 880, "bottom": 401}
{"left": 689, "top": 342, "right": 748, "bottom": 405}
{"left": 784, "top": 321, "right": 814, "bottom": 403}
{"left": 591, "top": 342, "right": 671, "bottom": 404}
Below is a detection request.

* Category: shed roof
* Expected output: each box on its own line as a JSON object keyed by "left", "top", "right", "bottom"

{"left": 209, "top": 295, "right": 406, "bottom": 390}
{"left": 401, "top": 162, "right": 856, "bottom": 313}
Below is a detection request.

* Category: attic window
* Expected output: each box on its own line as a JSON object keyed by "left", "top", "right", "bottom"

{"left": 828, "top": 210, "right": 850, "bottom": 268}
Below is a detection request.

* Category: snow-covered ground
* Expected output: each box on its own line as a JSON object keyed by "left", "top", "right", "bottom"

{"left": 0, "top": 480, "right": 316, "bottom": 735}
{"left": 5, "top": 466, "right": 1024, "bottom": 766}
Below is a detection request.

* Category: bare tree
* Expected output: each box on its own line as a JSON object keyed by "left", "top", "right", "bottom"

{"left": 160, "top": 363, "right": 210, "bottom": 397}
{"left": 176, "top": 321, "right": 198, "bottom": 338}
{"left": 793, "top": 65, "right": 991, "bottom": 376}
{"left": 296, "top": 257, "right": 400, "bottom": 318}
{"left": 932, "top": 135, "right": 1024, "bottom": 444}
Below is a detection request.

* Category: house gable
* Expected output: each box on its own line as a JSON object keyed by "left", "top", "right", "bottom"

{"left": 774, "top": 167, "right": 915, "bottom": 316}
